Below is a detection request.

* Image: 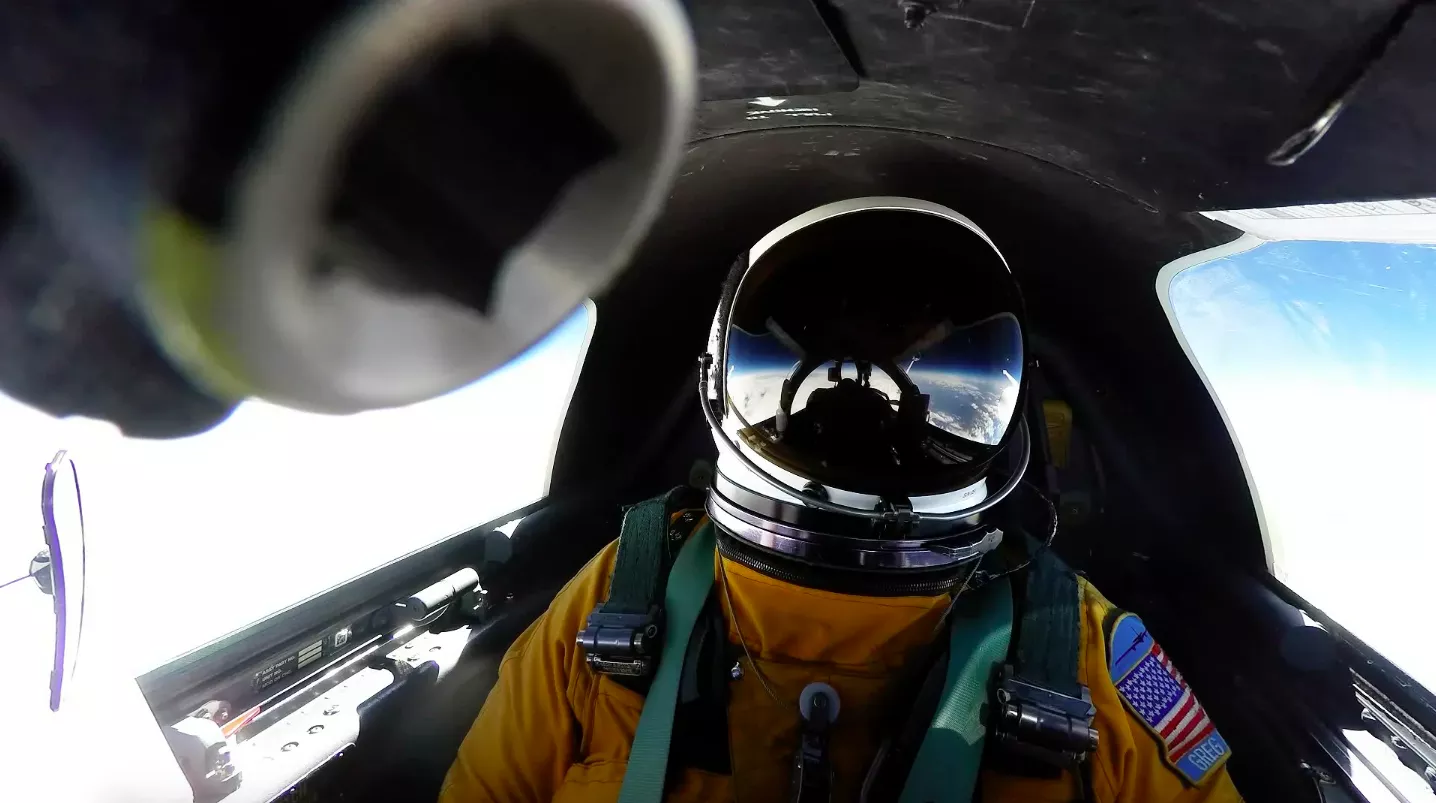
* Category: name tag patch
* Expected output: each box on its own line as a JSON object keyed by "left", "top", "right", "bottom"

{"left": 1108, "top": 613, "right": 1230, "bottom": 785}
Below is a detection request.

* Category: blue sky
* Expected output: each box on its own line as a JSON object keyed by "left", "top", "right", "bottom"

{"left": 501, "top": 304, "right": 591, "bottom": 373}
{"left": 1170, "top": 241, "right": 1435, "bottom": 387}
{"left": 1168, "top": 239, "right": 1436, "bottom": 692}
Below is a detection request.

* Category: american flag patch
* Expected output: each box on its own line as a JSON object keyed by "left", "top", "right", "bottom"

{"left": 1109, "top": 613, "right": 1230, "bottom": 784}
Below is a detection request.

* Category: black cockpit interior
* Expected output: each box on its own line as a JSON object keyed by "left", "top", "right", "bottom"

{"left": 6, "top": 0, "right": 1435, "bottom": 800}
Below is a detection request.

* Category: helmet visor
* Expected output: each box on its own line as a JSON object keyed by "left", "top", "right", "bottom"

{"left": 721, "top": 208, "right": 1024, "bottom": 497}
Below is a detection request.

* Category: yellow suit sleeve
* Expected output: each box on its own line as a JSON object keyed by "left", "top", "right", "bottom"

{"left": 1080, "top": 578, "right": 1244, "bottom": 803}
{"left": 439, "top": 542, "right": 619, "bottom": 803}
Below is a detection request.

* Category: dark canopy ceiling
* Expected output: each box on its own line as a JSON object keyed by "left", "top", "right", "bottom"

{"left": 687, "top": 0, "right": 1435, "bottom": 212}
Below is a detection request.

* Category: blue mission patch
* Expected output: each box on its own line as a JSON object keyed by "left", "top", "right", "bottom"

{"left": 1108, "top": 613, "right": 1230, "bottom": 785}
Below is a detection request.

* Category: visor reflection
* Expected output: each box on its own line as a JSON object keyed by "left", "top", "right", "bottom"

{"left": 725, "top": 313, "right": 1022, "bottom": 448}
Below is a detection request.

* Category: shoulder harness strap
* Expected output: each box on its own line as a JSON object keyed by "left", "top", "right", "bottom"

{"left": 618, "top": 522, "right": 718, "bottom": 803}
{"left": 576, "top": 486, "right": 704, "bottom": 688}
{"left": 898, "top": 576, "right": 1015, "bottom": 803}
{"left": 577, "top": 485, "right": 732, "bottom": 786}
{"left": 896, "top": 541, "right": 1099, "bottom": 803}
{"left": 988, "top": 539, "right": 1100, "bottom": 773}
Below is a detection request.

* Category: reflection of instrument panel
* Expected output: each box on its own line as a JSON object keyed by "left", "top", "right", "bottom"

{"left": 152, "top": 567, "right": 489, "bottom": 803}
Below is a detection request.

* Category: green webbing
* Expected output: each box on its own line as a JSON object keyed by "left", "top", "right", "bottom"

{"left": 899, "top": 577, "right": 1014, "bottom": 803}
{"left": 1015, "top": 544, "right": 1081, "bottom": 696}
{"left": 617, "top": 522, "right": 716, "bottom": 803}
{"left": 605, "top": 496, "right": 670, "bottom": 613}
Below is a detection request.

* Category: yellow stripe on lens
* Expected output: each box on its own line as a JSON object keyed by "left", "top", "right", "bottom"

{"left": 139, "top": 208, "right": 255, "bottom": 401}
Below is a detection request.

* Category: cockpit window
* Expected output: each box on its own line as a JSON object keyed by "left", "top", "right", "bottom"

{"left": 1, "top": 303, "right": 594, "bottom": 678}
{"left": 1160, "top": 230, "right": 1436, "bottom": 692}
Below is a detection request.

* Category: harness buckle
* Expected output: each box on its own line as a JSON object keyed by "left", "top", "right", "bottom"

{"left": 576, "top": 606, "right": 662, "bottom": 677}
{"left": 990, "top": 664, "right": 1100, "bottom": 768}
{"left": 877, "top": 497, "right": 918, "bottom": 537}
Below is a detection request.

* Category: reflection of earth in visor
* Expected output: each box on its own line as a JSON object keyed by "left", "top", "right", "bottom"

{"left": 720, "top": 207, "right": 1025, "bottom": 494}
{"left": 725, "top": 313, "right": 1023, "bottom": 492}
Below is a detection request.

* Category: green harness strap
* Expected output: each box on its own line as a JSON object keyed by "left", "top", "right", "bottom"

{"left": 617, "top": 522, "right": 716, "bottom": 803}
{"left": 898, "top": 577, "right": 1014, "bottom": 803}
{"left": 611, "top": 517, "right": 1079, "bottom": 803}
{"left": 1015, "top": 543, "right": 1083, "bottom": 696}
{"left": 605, "top": 493, "right": 681, "bottom": 614}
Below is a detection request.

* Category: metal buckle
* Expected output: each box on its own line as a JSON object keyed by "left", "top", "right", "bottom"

{"left": 877, "top": 497, "right": 918, "bottom": 537}
{"left": 576, "top": 606, "right": 661, "bottom": 677}
{"left": 991, "top": 664, "right": 1100, "bottom": 768}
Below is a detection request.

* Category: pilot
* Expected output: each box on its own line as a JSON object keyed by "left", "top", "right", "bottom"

{"left": 440, "top": 198, "right": 1243, "bottom": 803}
